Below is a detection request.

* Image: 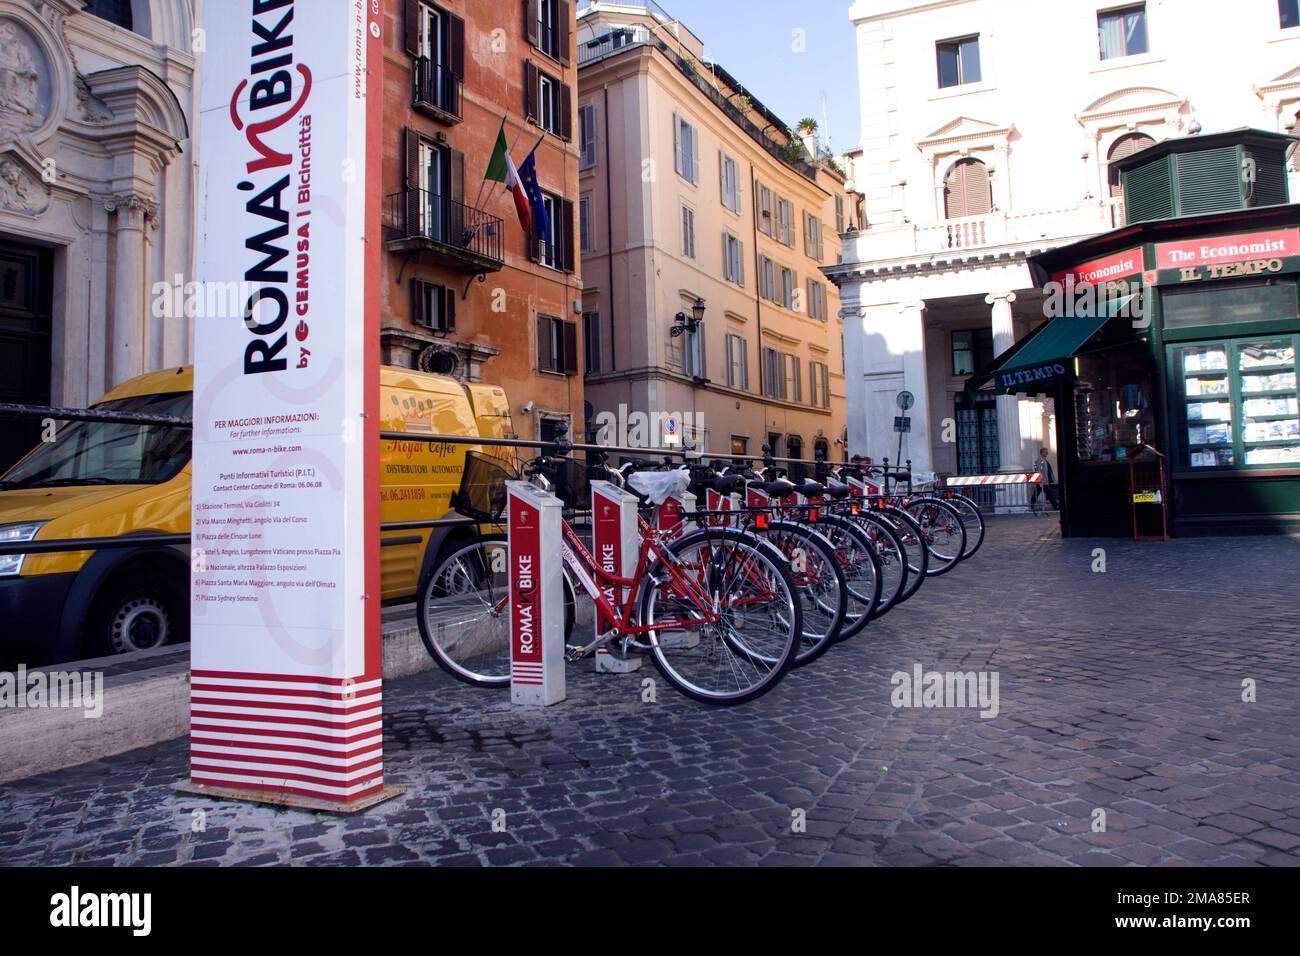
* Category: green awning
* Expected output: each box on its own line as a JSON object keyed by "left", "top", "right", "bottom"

{"left": 988, "top": 294, "right": 1138, "bottom": 394}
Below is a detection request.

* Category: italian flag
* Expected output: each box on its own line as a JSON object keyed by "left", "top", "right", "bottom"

{"left": 484, "top": 118, "right": 531, "bottom": 235}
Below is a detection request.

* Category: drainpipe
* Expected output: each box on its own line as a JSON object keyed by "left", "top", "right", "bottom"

{"left": 603, "top": 86, "right": 616, "bottom": 371}
{"left": 750, "top": 161, "right": 765, "bottom": 399}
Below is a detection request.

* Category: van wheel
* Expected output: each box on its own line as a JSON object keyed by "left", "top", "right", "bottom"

{"left": 108, "top": 594, "right": 172, "bottom": 653}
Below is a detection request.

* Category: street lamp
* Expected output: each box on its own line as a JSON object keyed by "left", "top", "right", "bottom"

{"left": 671, "top": 297, "right": 706, "bottom": 338}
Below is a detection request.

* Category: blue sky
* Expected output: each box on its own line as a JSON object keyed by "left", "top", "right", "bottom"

{"left": 675, "top": 1, "right": 861, "bottom": 154}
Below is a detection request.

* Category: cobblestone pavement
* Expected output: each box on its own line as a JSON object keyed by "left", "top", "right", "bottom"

{"left": 3, "top": 517, "right": 1300, "bottom": 867}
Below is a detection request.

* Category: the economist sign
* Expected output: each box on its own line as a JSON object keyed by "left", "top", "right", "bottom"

{"left": 1051, "top": 247, "right": 1143, "bottom": 286}
{"left": 188, "top": 0, "right": 383, "bottom": 806}
{"left": 1156, "top": 228, "right": 1300, "bottom": 269}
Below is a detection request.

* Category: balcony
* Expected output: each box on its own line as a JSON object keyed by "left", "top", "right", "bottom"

{"left": 385, "top": 189, "right": 504, "bottom": 274}
{"left": 412, "top": 57, "right": 462, "bottom": 124}
{"left": 839, "top": 199, "right": 1128, "bottom": 269}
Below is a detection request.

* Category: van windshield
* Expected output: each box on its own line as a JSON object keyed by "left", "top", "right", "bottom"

{"left": 0, "top": 392, "right": 192, "bottom": 489}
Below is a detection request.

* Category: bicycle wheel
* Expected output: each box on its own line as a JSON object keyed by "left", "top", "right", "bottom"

{"left": 757, "top": 521, "right": 846, "bottom": 666}
{"left": 637, "top": 527, "right": 801, "bottom": 705}
{"left": 904, "top": 498, "right": 967, "bottom": 576}
{"left": 417, "top": 536, "right": 575, "bottom": 688}
{"left": 815, "top": 514, "right": 883, "bottom": 640}
{"left": 945, "top": 493, "right": 986, "bottom": 559}
{"left": 874, "top": 508, "right": 928, "bottom": 603}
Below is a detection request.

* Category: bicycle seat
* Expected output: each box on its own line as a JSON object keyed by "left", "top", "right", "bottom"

{"left": 797, "top": 479, "right": 825, "bottom": 498}
{"left": 759, "top": 478, "right": 795, "bottom": 498}
{"left": 824, "top": 481, "right": 851, "bottom": 500}
{"left": 708, "top": 474, "right": 744, "bottom": 495}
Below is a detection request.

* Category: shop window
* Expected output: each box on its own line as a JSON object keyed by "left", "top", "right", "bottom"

{"left": 1281, "top": 0, "right": 1299, "bottom": 29}
{"left": 1174, "top": 336, "right": 1300, "bottom": 469}
{"left": 952, "top": 328, "right": 995, "bottom": 376}
{"left": 1098, "top": 4, "right": 1148, "bottom": 60}
{"left": 1160, "top": 277, "right": 1298, "bottom": 331}
{"left": 1073, "top": 344, "right": 1156, "bottom": 465}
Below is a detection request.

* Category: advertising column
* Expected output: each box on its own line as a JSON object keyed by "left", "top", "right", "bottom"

{"left": 187, "top": 0, "right": 384, "bottom": 807}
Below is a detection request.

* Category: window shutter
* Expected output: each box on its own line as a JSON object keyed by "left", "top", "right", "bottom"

{"left": 525, "top": 61, "right": 539, "bottom": 122}
{"left": 737, "top": 240, "right": 743, "bottom": 287}
{"left": 537, "top": 316, "right": 550, "bottom": 369}
{"left": 563, "top": 321, "right": 579, "bottom": 374}
{"left": 691, "top": 125, "right": 698, "bottom": 184}
{"left": 526, "top": 0, "right": 540, "bottom": 48}
{"left": 561, "top": 198, "right": 575, "bottom": 272}
{"left": 557, "top": 0, "right": 571, "bottom": 64}
{"left": 721, "top": 233, "right": 729, "bottom": 280}
{"left": 740, "top": 338, "right": 748, "bottom": 390}
{"left": 404, "top": 0, "right": 420, "bottom": 57}
{"left": 410, "top": 278, "right": 427, "bottom": 327}
{"left": 444, "top": 287, "right": 456, "bottom": 331}
{"left": 404, "top": 127, "right": 422, "bottom": 235}
{"left": 673, "top": 113, "right": 681, "bottom": 176}
{"left": 725, "top": 334, "right": 734, "bottom": 385}
{"left": 560, "top": 82, "right": 573, "bottom": 140}
{"left": 450, "top": 148, "right": 464, "bottom": 205}
{"left": 449, "top": 13, "right": 466, "bottom": 78}
{"left": 719, "top": 151, "right": 726, "bottom": 205}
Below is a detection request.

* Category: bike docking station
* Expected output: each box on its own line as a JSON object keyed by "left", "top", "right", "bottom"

{"left": 656, "top": 487, "right": 697, "bottom": 534}
{"left": 590, "top": 481, "right": 642, "bottom": 674}
{"left": 507, "top": 481, "right": 567, "bottom": 705}
{"left": 704, "top": 485, "right": 741, "bottom": 526}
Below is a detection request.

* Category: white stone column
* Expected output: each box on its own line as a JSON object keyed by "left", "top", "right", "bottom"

{"left": 895, "top": 299, "right": 933, "bottom": 474}
{"left": 987, "top": 291, "right": 1023, "bottom": 472}
{"left": 107, "top": 195, "right": 154, "bottom": 387}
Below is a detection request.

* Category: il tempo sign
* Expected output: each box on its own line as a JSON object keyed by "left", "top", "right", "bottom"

{"left": 187, "top": 0, "right": 386, "bottom": 808}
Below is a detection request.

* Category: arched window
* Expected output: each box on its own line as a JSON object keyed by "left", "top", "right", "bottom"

{"left": 943, "top": 158, "right": 991, "bottom": 219}
{"left": 1107, "top": 132, "right": 1156, "bottom": 201}
{"left": 1286, "top": 112, "right": 1300, "bottom": 172}
{"left": 84, "top": 0, "right": 134, "bottom": 30}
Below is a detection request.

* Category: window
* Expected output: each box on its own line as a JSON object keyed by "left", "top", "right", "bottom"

{"left": 720, "top": 152, "right": 740, "bottom": 213}
{"left": 681, "top": 204, "right": 696, "bottom": 259}
{"left": 936, "top": 35, "right": 981, "bottom": 88}
{"left": 526, "top": 61, "right": 571, "bottom": 139}
{"left": 410, "top": 279, "right": 456, "bottom": 333}
{"left": 410, "top": 2, "right": 464, "bottom": 117}
{"left": 762, "top": 349, "right": 800, "bottom": 400}
{"left": 538, "top": 315, "right": 578, "bottom": 374}
{"left": 786, "top": 354, "right": 802, "bottom": 403}
{"left": 731, "top": 435, "right": 749, "bottom": 457}
{"left": 835, "top": 195, "right": 846, "bottom": 234}
{"left": 807, "top": 280, "right": 826, "bottom": 321}
{"left": 943, "top": 158, "right": 991, "bottom": 219}
{"left": 776, "top": 198, "right": 795, "bottom": 246}
{"left": 530, "top": 0, "right": 569, "bottom": 62}
{"left": 578, "top": 103, "right": 597, "bottom": 170}
{"left": 758, "top": 184, "right": 773, "bottom": 236}
{"left": 726, "top": 333, "right": 749, "bottom": 390}
{"left": 1107, "top": 133, "right": 1156, "bottom": 211}
{"left": 85, "top": 0, "right": 133, "bottom": 29}
{"left": 579, "top": 196, "right": 591, "bottom": 253}
{"left": 952, "top": 328, "right": 995, "bottom": 376}
{"left": 1284, "top": 0, "right": 1300, "bottom": 29}
{"left": 582, "top": 311, "right": 601, "bottom": 373}
{"left": 759, "top": 256, "right": 776, "bottom": 302}
{"left": 530, "top": 190, "right": 575, "bottom": 272}
{"left": 1161, "top": 278, "right": 1298, "bottom": 331}
{"left": 674, "top": 114, "right": 698, "bottom": 184}
{"left": 723, "top": 233, "right": 744, "bottom": 286}
{"left": 684, "top": 322, "right": 705, "bottom": 378}
{"left": 804, "top": 213, "right": 822, "bottom": 261}
{"left": 809, "top": 361, "right": 831, "bottom": 408}
{"left": 1098, "top": 5, "right": 1148, "bottom": 60}
{"left": 779, "top": 267, "right": 796, "bottom": 310}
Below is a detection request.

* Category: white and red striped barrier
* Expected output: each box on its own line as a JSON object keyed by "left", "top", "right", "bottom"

{"left": 946, "top": 472, "right": 1043, "bottom": 486}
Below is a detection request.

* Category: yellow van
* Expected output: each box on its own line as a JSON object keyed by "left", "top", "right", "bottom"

{"left": 0, "top": 366, "right": 514, "bottom": 664}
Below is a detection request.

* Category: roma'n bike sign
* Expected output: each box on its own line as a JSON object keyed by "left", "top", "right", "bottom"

{"left": 189, "top": 0, "right": 383, "bottom": 805}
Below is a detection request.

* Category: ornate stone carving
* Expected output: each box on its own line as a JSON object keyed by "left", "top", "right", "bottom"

{"left": 0, "top": 19, "right": 50, "bottom": 140}
{"left": 0, "top": 157, "right": 49, "bottom": 215}
{"left": 73, "top": 75, "right": 113, "bottom": 123}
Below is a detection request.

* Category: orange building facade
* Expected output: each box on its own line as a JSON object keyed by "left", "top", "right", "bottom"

{"left": 379, "top": 0, "right": 584, "bottom": 441}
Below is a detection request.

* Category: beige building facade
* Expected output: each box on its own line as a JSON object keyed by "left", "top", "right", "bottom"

{"left": 575, "top": 1, "right": 847, "bottom": 471}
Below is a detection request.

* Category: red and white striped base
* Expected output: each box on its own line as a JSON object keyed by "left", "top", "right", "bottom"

{"left": 190, "top": 670, "right": 383, "bottom": 803}
{"left": 946, "top": 472, "right": 1043, "bottom": 486}
{"left": 511, "top": 661, "right": 545, "bottom": 686}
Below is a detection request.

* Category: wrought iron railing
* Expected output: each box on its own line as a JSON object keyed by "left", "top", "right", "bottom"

{"left": 385, "top": 189, "right": 504, "bottom": 265}
{"left": 412, "top": 56, "right": 462, "bottom": 120}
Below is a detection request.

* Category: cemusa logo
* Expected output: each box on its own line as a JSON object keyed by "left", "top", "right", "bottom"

{"left": 228, "top": 0, "right": 313, "bottom": 377}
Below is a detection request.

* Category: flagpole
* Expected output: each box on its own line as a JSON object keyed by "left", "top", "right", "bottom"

{"left": 477, "top": 121, "right": 529, "bottom": 212}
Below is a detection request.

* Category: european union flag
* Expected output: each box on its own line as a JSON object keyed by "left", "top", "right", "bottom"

{"left": 518, "top": 139, "right": 549, "bottom": 240}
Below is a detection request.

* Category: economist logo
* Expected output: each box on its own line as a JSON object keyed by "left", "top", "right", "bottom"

{"left": 228, "top": 0, "right": 316, "bottom": 376}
